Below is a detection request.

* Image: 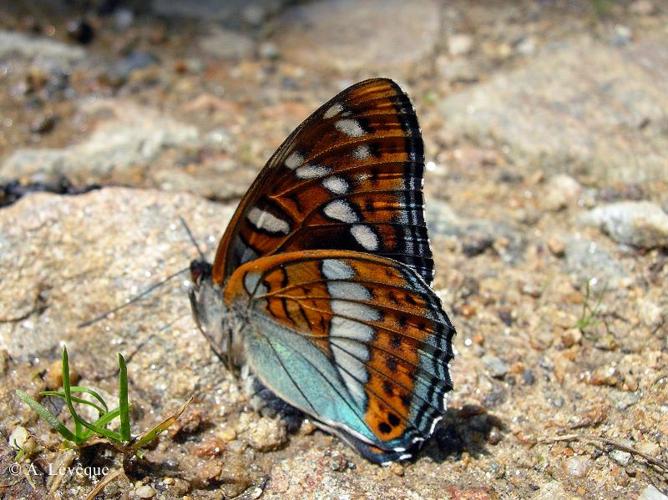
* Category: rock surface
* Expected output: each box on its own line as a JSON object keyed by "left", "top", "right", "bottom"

{"left": 152, "top": 0, "right": 286, "bottom": 25}
{"left": 564, "top": 237, "right": 629, "bottom": 289}
{"left": 1, "top": 101, "right": 199, "bottom": 186}
{"left": 0, "top": 30, "right": 85, "bottom": 65}
{"left": 580, "top": 201, "right": 668, "bottom": 249}
{"left": 439, "top": 35, "right": 668, "bottom": 182}
{"left": 272, "top": 0, "right": 440, "bottom": 73}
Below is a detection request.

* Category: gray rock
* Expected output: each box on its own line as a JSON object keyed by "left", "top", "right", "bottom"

{"left": 0, "top": 30, "right": 85, "bottom": 65}
{"left": 439, "top": 35, "right": 668, "bottom": 182}
{"left": 609, "top": 449, "right": 633, "bottom": 466}
{"left": 0, "top": 188, "right": 234, "bottom": 362}
{"left": 540, "top": 174, "right": 582, "bottom": 212}
{"left": 152, "top": 0, "right": 286, "bottom": 25}
{"left": 579, "top": 201, "right": 668, "bottom": 249}
{"left": 199, "top": 28, "right": 255, "bottom": 59}
{"left": 425, "top": 199, "right": 463, "bottom": 236}
{"left": 482, "top": 355, "right": 509, "bottom": 379}
{"left": 0, "top": 100, "right": 198, "bottom": 186}
{"left": 108, "top": 51, "right": 158, "bottom": 83}
{"left": 564, "top": 237, "right": 629, "bottom": 290}
{"left": 640, "top": 485, "right": 668, "bottom": 500}
{"left": 272, "top": 0, "right": 440, "bottom": 73}
{"left": 426, "top": 199, "right": 526, "bottom": 263}
{"left": 609, "top": 389, "right": 641, "bottom": 410}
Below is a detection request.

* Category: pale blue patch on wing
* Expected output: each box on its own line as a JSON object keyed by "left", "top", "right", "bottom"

{"left": 244, "top": 312, "right": 378, "bottom": 445}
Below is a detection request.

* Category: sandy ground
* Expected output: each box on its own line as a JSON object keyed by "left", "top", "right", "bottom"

{"left": 0, "top": 1, "right": 667, "bottom": 498}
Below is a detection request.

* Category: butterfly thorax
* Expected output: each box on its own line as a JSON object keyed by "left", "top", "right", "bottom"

{"left": 189, "top": 259, "right": 248, "bottom": 372}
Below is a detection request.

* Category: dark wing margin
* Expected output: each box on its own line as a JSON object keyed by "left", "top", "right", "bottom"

{"left": 212, "top": 78, "right": 434, "bottom": 286}
{"left": 224, "top": 250, "right": 455, "bottom": 463}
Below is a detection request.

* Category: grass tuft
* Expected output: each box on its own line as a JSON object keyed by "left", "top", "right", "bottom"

{"left": 15, "top": 346, "right": 190, "bottom": 454}
{"left": 575, "top": 279, "right": 607, "bottom": 335}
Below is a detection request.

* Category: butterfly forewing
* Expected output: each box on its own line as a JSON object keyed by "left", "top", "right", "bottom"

{"left": 212, "top": 78, "right": 434, "bottom": 286}
{"left": 223, "top": 250, "right": 455, "bottom": 463}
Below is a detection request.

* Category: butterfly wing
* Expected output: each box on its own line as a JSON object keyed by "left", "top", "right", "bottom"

{"left": 224, "top": 250, "right": 455, "bottom": 463}
{"left": 211, "top": 78, "right": 433, "bottom": 287}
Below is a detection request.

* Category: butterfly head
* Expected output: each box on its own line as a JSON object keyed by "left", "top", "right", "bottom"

{"left": 188, "top": 259, "right": 247, "bottom": 372}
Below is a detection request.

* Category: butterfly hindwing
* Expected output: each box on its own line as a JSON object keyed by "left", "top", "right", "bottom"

{"left": 223, "top": 250, "right": 455, "bottom": 463}
{"left": 212, "top": 78, "right": 433, "bottom": 286}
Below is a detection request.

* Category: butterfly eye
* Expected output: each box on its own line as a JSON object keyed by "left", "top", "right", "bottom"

{"left": 189, "top": 260, "right": 211, "bottom": 289}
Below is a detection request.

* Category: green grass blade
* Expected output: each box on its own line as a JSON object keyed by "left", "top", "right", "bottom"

{"left": 118, "top": 354, "right": 131, "bottom": 442}
{"left": 67, "top": 386, "right": 109, "bottom": 412}
{"left": 80, "top": 408, "right": 123, "bottom": 441}
{"left": 80, "top": 407, "right": 123, "bottom": 441}
{"left": 40, "top": 391, "right": 107, "bottom": 416}
{"left": 61, "top": 347, "right": 121, "bottom": 442}
{"left": 15, "top": 390, "right": 78, "bottom": 443}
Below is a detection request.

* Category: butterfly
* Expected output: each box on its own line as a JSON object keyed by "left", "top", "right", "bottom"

{"left": 188, "top": 78, "right": 456, "bottom": 464}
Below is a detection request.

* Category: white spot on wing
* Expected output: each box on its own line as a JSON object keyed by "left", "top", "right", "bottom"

{"left": 247, "top": 207, "right": 290, "bottom": 234}
{"left": 335, "top": 119, "right": 365, "bottom": 137}
{"left": 331, "top": 337, "right": 369, "bottom": 362}
{"left": 351, "top": 224, "right": 379, "bottom": 250}
{"left": 284, "top": 152, "right": 304, "bottom": 170}
{"left": 327, "top": 282, "right": 370, "bottom": 301}
{"left": 331, "top": 299, "right": 380, "bottom": 322}
{"left": 353, "top": 145, "right": 371, "bottom": 160}
{"left": 330, "top": 316, "right": 374, "bottom": 342}
{"left": 322, "top": 176, "right": 349, "bottom": 194}
{"left": 322, "top": 259, "right": 354, "bottom": 280}
{"left": 323, "top": 103, "right": 344, "bottom": 119}
{"left": 296, "top": 165, "right": 331, "bottom": 179}
{"left": 324, "top": 200, "right": 358, "bottom": 223}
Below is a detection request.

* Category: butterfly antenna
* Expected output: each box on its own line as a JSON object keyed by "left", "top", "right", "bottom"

{"left": 179, "top": 215, "right": 205, "bottom": 261}
{"left": 78, "top": 267, "right": 189, "bottom": 328}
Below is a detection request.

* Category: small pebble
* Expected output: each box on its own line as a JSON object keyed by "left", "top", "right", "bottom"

{"left": 135, "top": 485, "right": 156, "bottom": 498}
{"left": 482, "top": 355, "right": 509, "bottom": 379}
{"left": 218, "top": 427, "right": 237, "bottom": 442}
{"left": 590, "top": 366, "right": 620, "bottom": 387}
{"left": 564, "top": 456, "right": 591, "bottom": 478}
{"left": 9, "top": 426, "right": 29, "bottom": 449}
{"left": 462, "top": 234, "right": 494, "bottom": 257}
{"left": 522, "top": 369, "right": 536, "bottom": 385}
{"left": 541, "top": 175, "right": 581, "bottom": 211}
{"left": 561, "top": 328, "right": 582, "bottom": 347}
{"left": 389, "top": 462, "right": 404, "bottom": 476}
{"left": 448, "top": 33, "right": 474, "bottom": 56}
{"left": 245, "top": 416, "right": 287, "bottom": 451}
{"left": 547, "top": 237, "right": 565, "bottom": 257}
{"left": 609, "top": 449, "right": 633, "bottom": 466}
{"left": 45, "top": 359, "right": 79, "bottom": 389}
